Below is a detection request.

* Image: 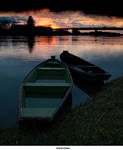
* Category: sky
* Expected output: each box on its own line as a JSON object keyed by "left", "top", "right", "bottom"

{"left": 0, "top": 1, "right": 123, "bottom": 17}
{"left": 0, "top": 1, "right": 123, "bottom": 29}
{"left": 0, "top": 9, "right": 123, "bottom": 29}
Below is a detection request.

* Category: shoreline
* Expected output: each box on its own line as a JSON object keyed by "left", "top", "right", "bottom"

{"left": 0, "top": 76, "right": 123, "bottom": 145}
{"left": 0, "top": 30, "right": 122, "bottom": 37}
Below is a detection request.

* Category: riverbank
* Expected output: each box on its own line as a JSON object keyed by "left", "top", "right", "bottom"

{"left": 0, "top": 76, "right": 123, "bottom": 145}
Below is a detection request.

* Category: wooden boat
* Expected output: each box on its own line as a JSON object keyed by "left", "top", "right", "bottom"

{"left": 19, "top": 56, "right": 73, "bottom": 121}
{"left": 60, "top": 51, "right": 111, "bottom": 83}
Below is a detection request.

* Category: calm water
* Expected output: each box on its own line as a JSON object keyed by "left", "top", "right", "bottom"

{"left": 1, "top": 35, "right": 123, "bottom": 128}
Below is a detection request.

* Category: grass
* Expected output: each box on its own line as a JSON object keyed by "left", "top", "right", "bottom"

{"left": 0, "top": 77, "right": 123, "bottom": 145}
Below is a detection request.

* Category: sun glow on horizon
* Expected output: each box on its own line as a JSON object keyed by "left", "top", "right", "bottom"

{"left": 36, "top": 23, "right": 61, "bottom": 29}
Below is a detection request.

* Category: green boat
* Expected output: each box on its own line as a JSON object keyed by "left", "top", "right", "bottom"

{"left": 19, "top": 56, "right": 73, "bottom": 121}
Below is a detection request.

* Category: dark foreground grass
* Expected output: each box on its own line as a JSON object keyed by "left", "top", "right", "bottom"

{"left": 0, "top": 77, "right": 123, "bottom": 145}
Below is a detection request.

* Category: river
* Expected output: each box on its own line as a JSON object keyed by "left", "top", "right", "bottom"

{"left": 0, "top": 35, "right": 123, "bottom": 128}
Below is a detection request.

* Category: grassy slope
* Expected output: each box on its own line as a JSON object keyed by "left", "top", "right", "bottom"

{"left": 0, "top": 77, "right": 123, "bottom": 145}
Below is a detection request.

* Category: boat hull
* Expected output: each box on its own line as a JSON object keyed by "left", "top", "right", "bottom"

{"left": 19, "top": 58, "right": 73, "bottom": 121}
{"left": 60, "top": 51, "right": 111, "bottom": 84}
{"left": 69, "top": 66, "right": 104, "bottom": 84}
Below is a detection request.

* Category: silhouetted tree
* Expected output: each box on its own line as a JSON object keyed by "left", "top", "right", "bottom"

{"left": 27, "top": 16, "right": 35, "bottom": 27}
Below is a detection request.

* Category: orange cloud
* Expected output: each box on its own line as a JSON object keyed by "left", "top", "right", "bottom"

{"left": 0, "top": 9, "right": 123, "bottom": 28}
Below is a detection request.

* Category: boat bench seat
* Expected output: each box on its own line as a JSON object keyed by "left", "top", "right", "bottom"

{"left": 47, "top": 61, "right": 60, "bottom": 65}
{"left": 73, "top": 65, "right": 96, "bottom": 68}
{"left": 21, "top": 108, "right": 56, "bottom": 118}
{"left": 37, "top": 67, "right": 65, "bottom": 70}
{"left": 24, "top": 82, "right": 71, "bottom": 87}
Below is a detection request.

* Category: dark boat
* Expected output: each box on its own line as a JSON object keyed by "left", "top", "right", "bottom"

{"left": 19, "top": 56, "right": 73, "bottom": 121}
{"left": 60, "top": 51, "right": 111, "bottom": 84}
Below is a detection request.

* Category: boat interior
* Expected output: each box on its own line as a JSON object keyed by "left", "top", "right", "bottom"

{"left": 20, "top": 60, "right": 71, "bottom": 119}
{"left": 71, "top": 65, "right": 105, "bottom": 73}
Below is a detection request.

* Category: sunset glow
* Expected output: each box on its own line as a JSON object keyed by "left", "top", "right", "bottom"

{"left": 0, "top": 9, "right": 123, "bottom": 28}
{"left": 45, "top": 24, "right": 61, "bottom": 29}
{"left": 36, "top": 23, "right": 61, "bottom": 29}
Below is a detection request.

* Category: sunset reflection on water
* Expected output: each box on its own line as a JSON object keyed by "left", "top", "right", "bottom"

{"left": 1, "top": 35, "right": 123, "bottom": 61}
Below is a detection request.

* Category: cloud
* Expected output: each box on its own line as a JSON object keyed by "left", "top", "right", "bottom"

{"left": 0, "top": 9, "right": 123, "bottom": 28}
{"left": 0, "top": 16, "right": 27, "bottom": 24}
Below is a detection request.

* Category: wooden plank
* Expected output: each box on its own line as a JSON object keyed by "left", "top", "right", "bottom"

{"left": 37, "top": 67, "right": 65, "bottom": 70}
{"left": 76, "top": 65, "right": 96, "bottom": 68}
{"left": 24, "top": 82, "right": 70, "bottom": 87}
{"left": 21, "top": 108, "right": 56, "bottom": 118}
{"left": 35, "top": 79, "right": 66, "bottom": 83}
{"left": 47, "top": 61, "right": 59, "bottom": 64}
{"left": 25, "top": 97, "right": 62, "bottom": 108}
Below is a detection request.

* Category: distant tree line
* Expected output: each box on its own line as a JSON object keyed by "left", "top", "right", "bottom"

{"left": 0, "top": 16, "right": 72, "bottom": 36}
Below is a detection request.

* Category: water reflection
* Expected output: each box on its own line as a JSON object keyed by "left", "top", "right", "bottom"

{"left": 1, "top": 35, "right": 123, "bottom": 54}
{"left": 72, "top": 85, "right": 91, "bottom": 108}
{"left": 35, "top": 36, "right": 57, "bottom": 45}
{"left": 27, "top": 36, "right": 35, "bottom": 53}
{"left": 0, "top": 35, "right": 123, "bottom": 128}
